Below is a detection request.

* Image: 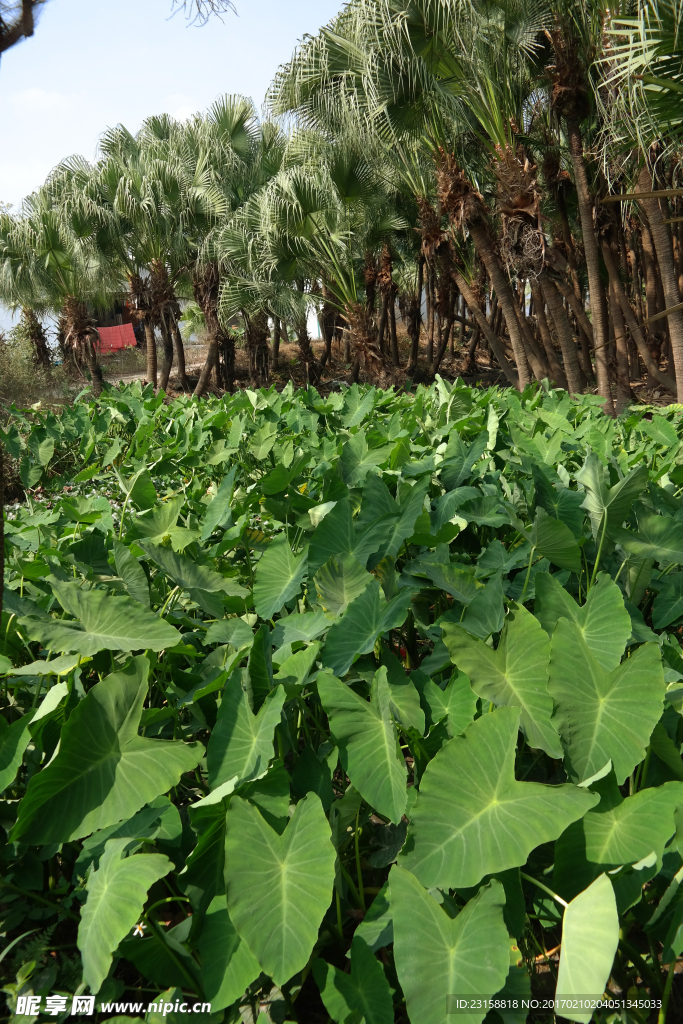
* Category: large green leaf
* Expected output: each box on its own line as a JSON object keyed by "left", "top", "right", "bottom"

{"left": 340, "top": 431, "right": 393, "bottom": 486}
{"left": 0, "top": 713, "right": 33, "bottom": 794}
{"left": 653, "top": 573, "right": 683, "bottom": 628}
{"left": 535, "top": 572, "right": 631, "bottom": 671}
{"left": 554, "top": 774, "right": 683, "bottom": 900}
{"left": 576, "top": 455, "right": 648, "bottom": 539}
{"left": 198, "top": 895, "right": 261, "bottom": 1011}
{"left": 312, "top": 936, "right": 394, "bottom": 1024}
{"left": 200, "top": 468, "right": 237, "bottom": 541}
{"left": 411, "top": 668, "right": 477, "bottom": 736}
{"left": 253, "top": 537, "right": 308, "bottom": 619}
{"left": 139, "top": 541, "right": 247, "bottom": 597}
{"left": 113, "top": 540, "right": 150, "bottom": 606}
{"left": 555, "top": 874, "right": 619, "bottom": 1023}
{"left": 443, "top": 605, "right": 561, "bottom": 757}
{"left": 78, "top": 839, "right": 173, "bottom": 993}
{"left": 314, "top": 553, "right": 371, "bottom": 615}
{"left": 512, "top": 507, "right": 582, "bottom": 572}
{"left": 611, "top": 511, "right": 683, "bottom": 565}
{"left": 399, "top": 707, "right": 597, "bottom": 889}
{"left": 547, "top": 620, "right": 665, "bottom": 784}
{"left": 207, "top": 674, "right": 285, "bottom": 789}
{"left": 224, "top": 794, "right": 336, "bottom": 986}
{"left": 532, "top": 465, "right": 585, "bottom": 537}
{"left": 318, "top": 668, "right": 407, "bottom": 823}
{"left": 391, "top": 867, "right": 509, "bottom": 1024}
{"left": 20, "top": 581, "right": 180, "bottom": 656}
{"left": 440, "top": 431, "right": 488, "bottom": 491}
{"left": 321, "top": 580, "right": 412, "bottom": 677}
{"left": 11, "top": 657, "right": 201, "bottom": 844}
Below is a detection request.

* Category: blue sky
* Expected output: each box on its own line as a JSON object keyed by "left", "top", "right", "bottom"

{"left": 0, "top": 0, "right": 341, "bottom": 330}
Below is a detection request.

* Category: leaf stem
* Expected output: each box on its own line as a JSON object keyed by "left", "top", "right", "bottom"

{"left": 354, "top": 807, "right": 365, "bottom": 913}
{"left": 589, "top": 514, "right": 609, "bottom": 590}
{"left": 519, "top": 546, "right": 536, "bottom": 604}
{"left": 0, "top": 880, "right": 80, "bottom": 921}
{"left": 658, "top": 957, "right": 677, "bottom": 1024}
{"left": 519, "top": 872, "right": 568, "bottom": 908}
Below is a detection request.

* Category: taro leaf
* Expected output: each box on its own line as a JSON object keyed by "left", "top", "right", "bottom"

{"left": 460, "top": 573, "right": 505, "bottom": 639}
{"left": 382, "top": 649, "right": 425, "bottom": 734}
{"left": 459, "top": 495, "right": 509, "bottom": 527}
{"left": 245, "top": 624, "right": 273, "bottom": 710}
{"left": 411, "top": 668, "right": 477, "bottom": 737}
{"left": 417, "top": 561, "right": 484, "bottom": 604}
{"left": 113, "top": 540, "right": 150, "bottom": 606}
{"left": 119, "top": 929, "right": 199, "bottom": 990}
{"left": 360, "top": 478, "right": 429, "bottom": 562}
{"left": 318, "top": 668, "right": 407, "bottom": 823}
{"left": 399, "top": 707, "right": 597, "bottom": 889}
{"left": 440, "top": 431, "right": 489, "bottom": 491}
{"left": 20, "top": 581, "right": 180, "bottom": 656}
{"left": 529, "top": 508, "right": 582, "bottom": 573}
{"left": 612, "top": 511, "right": 683, "bottom": 565}
{"left": 321, "top": 580, "right": 413, "bottom": 677}
{"left": 78, "top": 839, "right": 173, "bottom": 993}
{"left": 368, "top": 822, "right": 408, "bottom": 869}
{"left": 271, "top": 610, "right": 330, "bottom": 646}
{"left": 28, "top": 433, "right": 54, "bottom": 467}
{"left": 535, "top": 572, "right": 631, "bottom": 671}
{"left": 312, "top": 936, "right": 394, "bottom": 1024}
{"left": 639, "top": 415, "right": 679, "bottom": 447}
{"left": 653, "top": 573, "right": 683, "bottom": 629}
{"left": 207, "top": 674, "right": 285, "bottom": 789}
{"left": 576, "top": 455, "right": 648, "bottom": 539}
{"left": 200, "top": 468, "right": 237, "bottom": 541}
{"left": 314, "top": 554, "right": 371, "bottom": 615}
{"left": 626, "top": 554, "right": 654, "bottom": 608}
{"left": 123, "top": 468, "right": 157, "bottom": 511}
{"left": 224, "top": 794, "right": 336, "bottom": 986}
{"left": 532, "top": 465, "right": 585, "bottom": 538}
{"left": 11, "top": 657, "right": 201, "bottom": 845}
{"left": 548, "top": 619, "right": 665, "bottom": 784}
{"left": 272, "top": 642, "right": 320, "bottom": 697}
{"left": 391, "top": 868, "right": 509, "bottom": 1024}
{"left": 554, "top": 775, "right": 683, "bottom": 901}
{"left": 0, "top": 714, "right": 33, "bottom": 794}
{"left": 291, "top": 744, "right": 335, "bottom": 811}
{"left": 355, "top": 881, "right": 393, "bottom": 951}
{"left": 249, "top": 422, "right": 278, "bottom": 460}
{"left": 253, "top": 537, "right": 308, "bottom": 619}
{"left": 340, "top": 431, "right": 393, "bottom": 487}
{"left": 308, "top": 499, "right": 355, "bottom": 574}
{"left": 204, "top": 618, "right": 254, "bottom": 649}
{"left": 443, "top": 605, "right": 562, "bottom": 758}
{"left": 555, "top": 874, "right": 619, "bottom": 1023}
{"left": 198, "top": 895, "right": 261, "bottom": 1011}
{"left": 139, "top": 541, "right": 247, "bottom": 597}
{"left": 126, "top": 496, "right": 184, "bottom": 544}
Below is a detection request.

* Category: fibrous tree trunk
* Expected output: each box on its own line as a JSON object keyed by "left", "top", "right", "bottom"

{"left": 144, "top": 320, "right": 157, "bottom": 388}
{"left": 539, "top": 275, "right": 583, "bottom": 394}
{"left": 636, "top": 163, "right": 683, "bottom": 399}
{"left": 566, "top": 120, "right": 614, "bottom": 413}
{"left": 170, "top": 313, "right": 188, "bottom": 391}
{"left": 529, "top": 279, "right": 568, "bottom": 389}
{"left": 158, "top": 310, "right": 174, "bottom": 392}
{"left": 450, "top": 268, "right": 519, "bottom": 389}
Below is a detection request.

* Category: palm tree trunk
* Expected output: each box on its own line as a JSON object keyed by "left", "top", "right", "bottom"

{"left": 389, "top": 294, "right": 399, "bottom": 367}
{"left": 407, "top": 256, "right": 424, "bottom": 375}
{"left": 272, "top": 318, "right": 281, "bottom": 368}
{"left": 144, "top": 320, "right": 157, "bottom": 388}
{"left": 377, "top": 292, "right": 389, "bottom": 356}
{"left": 467, "top": 222, "right": 530, "bottom": 386}
{"left": 601, "top": 238, "right": 677, "bottom": 394}
{"left": 566, "top": 120, "right": 614, "bottom": 413}
{"left": 450, "top": 268, "right": 519, "bottom": 389}
{"left": 170, "top": 314, "right": 188, "bottom": 391}
{"left": 194, "top": 339, "right": 217, "bottom": 397}
{"left": 530, "top": 279, "right": 568, "bottom": 389}
{"left": 85, "top": 340, "right": 104, "bottom": 396}
{"left": 158, "top": 311, "right": 174, "bottom": 392}
{"left": 636, "top": 164, "right": 683, "bottom": 399}
{"left": 539, "top": 275, "right": 583, "bottom": 393}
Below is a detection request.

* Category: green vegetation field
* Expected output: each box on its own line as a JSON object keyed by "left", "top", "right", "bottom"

{"left": 2, "top": 377, "right": 683, "bottom": 1023}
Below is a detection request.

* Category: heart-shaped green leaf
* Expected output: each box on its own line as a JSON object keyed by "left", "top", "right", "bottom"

{"left": 253, "top": 536, "right": 308, "bottom": 619}
{"left": 20, "top": 581, "right": 180, "bottom": 656}
{"left": 207, "top": 673, "right": 285, "bottom": 789}
{"left": 555, "top": 874, "right": 619, "bottom": 1023}
{"left": 139, "top": 541, "right": 247, "bottom": 596}
{"left": 224, "top": 793, "right": 336, "bottom": 986}
{"left": 198, "top": 895, "right": 261, "bottom": 1011}
{"left": 314, "top": 553, "right": 371, "bottom": 615}
{"left": 443, "top": 605, "right": 561, "bottom": 757}
{"left": 548, "top": 619, "right": 665, "bottom": 783}
{"left": 400, "top": 707, "right": 596, "bottom": 889}
{"left": 318, "top": 667, "right": 407, "bottom": 823}
{"left": 391, "top": 867, "right": 509, "bottom": 1024}
{"left": 535, "top": 572, "right": 631, "bottom": 671}
{"left": 321, "top": 579, "right": 412, "bottom": 677}
{"left": 312, "top": 936, "right": 394, "bottom": 1024}
{"left": 11, "top": 657, "right": 201, "bottom": 844}
{"left": 78, "top": 839, "right": 173, "bottom": 993}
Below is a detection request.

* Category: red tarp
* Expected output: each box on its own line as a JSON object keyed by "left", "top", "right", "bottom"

{"left": 96, "top": 323, "right": 137, "bottom": 352}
